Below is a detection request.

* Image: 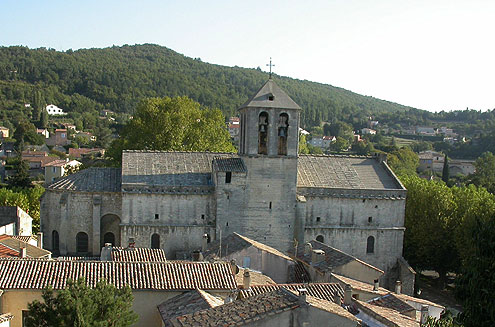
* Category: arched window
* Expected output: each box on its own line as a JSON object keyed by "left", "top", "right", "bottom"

{"left": 151, "top": 233, "right": 160, "bottom": 249}
{"left": 316, "top": 235, "right": 324, "bottom": 243}
{"left": 367, "top": 236, "right": 375, "bottom": 254}
{"left": 103, "top": 232, "right": 115, "bottom": 246}
{"left": 278, "top": 113, "right": 289, "bottom": 155}
{"left": 76, "top": 232, "right": 89, "bottom": 253}
{"left": 258, "top": 112, "right": 269, "bottom": 155}
{"left": 52, "top": 230, "right": 59, "bottom": 254}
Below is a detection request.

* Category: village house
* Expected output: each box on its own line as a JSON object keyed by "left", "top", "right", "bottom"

{"left": 361, "top": 128, "right": 376, "bottom": 135}
{"left": 0, "top": 259, "right": 237, "bottom": 327}
{"left": 0, "top": 127, "right": 9, "bottom": 139}
{"left": 44, "top": 159, "right": 81, "bottom": 183}
{"left": 309, "top": 135, "right": 335, "bottom": 148}
{"left": 46, "top": 129, "right": 70, "bottom": 146}
{"left": 0, "top": 235, "right": 51, "bottom": 259}
{"left": 45, "top": 104, "right": 66, "bottom": 115}
{"left": 36, "top": 128, "right": 49, "bottom": 139}
{"left": 0, "top": 206, "right": 33, "bottom": 237}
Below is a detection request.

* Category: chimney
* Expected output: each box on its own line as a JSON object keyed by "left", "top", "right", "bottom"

{"left": 100, "top": 243, "right": 113, "bottom": 261}
{"left": 334, "top": 293, "right": 342, "bottom": 305}
{"left": 373, "top": 279, "right": 379, "bottom": 291}
{"left": 243, "top": 269, "right": 251, "bottom": 290}
{"left": 311, "top": 249, "right": 325, "bottom": 266}
{"left": 304, "top": 242, "right": 312, "bottom": 256}
{"left": 420, "top": 305, "right": 429, "bottom": 324}
{"left": 298, "top": 288, "right": 307, "bottom": 305}
{"left": 230, "top": 259, "right": 239, "bottom": 275}
{"left": 127, "top": 237, "right": 135, "bottom": 250}
{"left": 395, "top": 281, "right": 402, "bottom": 295}
{"left": 37, "top": 232, "right": 43, "bottom": 248}
{"left": 19, "top": 245, "right": 27, "bottom": 258}
{"left": 344, "top": 284, "right": 352, "bottom": 305}
{"left": 202, "top": 233, "right": 208, "bottom": 252}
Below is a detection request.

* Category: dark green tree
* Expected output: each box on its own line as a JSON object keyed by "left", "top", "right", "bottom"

{"left": 8, "top": 159, "right": 32, "bottom": 188}
{"left": 387, "top": 147, "right": 419, "bottom": 176}
{"left": 442, "top": 155, "right": 449, "bottom": 184}
{"left": 24, "top": 277, "right": 138, "bottom": 327}
{"left": 39, "top": 108, "right": 49, "bottom": 128}
{"left": 467, "top": 151, "right": 495, "bottom": 194}
{"left": 455, "top": 216, "right": 495, "bottom": 327}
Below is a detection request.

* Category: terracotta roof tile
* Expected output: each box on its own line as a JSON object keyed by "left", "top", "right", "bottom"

{"left": 240, "top": 283, "right": 344, "bottom": 302}
{"left": 0, "top": 235, "right": 51, "bottom": 258}
{"left": 354, "top": 300, "right": 420, "bottom": 327}
{"left": 158, "top": 289, "right": 223, "bottom": 326}
{"left": 0, "top": 259, "right": 236, "bottom": 290}
{"left": 111, "top": 247, "right": 167, "bottom": 262}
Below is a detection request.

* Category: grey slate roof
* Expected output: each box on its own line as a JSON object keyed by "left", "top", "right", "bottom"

{"left": 204, "top": 233, "right": 293, "bottom": 261}
{"left": 297, "top": 155, "right": 403, "bottom": 190}
{"left": 48, "top": 167, "right": 121, "bottom": 192}
{"left": 293, "top": 240, "right": 383, "bottom": 274}
{"left": 122, "top": 151, "right": 237, "bottom": 187}
{"left": 212, "top": 157, "right": 246, "bottom": 173}
{"left": 239, "top": 79, "right": 301, "bottom": 110}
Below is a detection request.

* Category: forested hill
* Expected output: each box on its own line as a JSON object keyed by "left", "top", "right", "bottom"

{"left": 0, "top": 44, "right": 417, "bottom": 127}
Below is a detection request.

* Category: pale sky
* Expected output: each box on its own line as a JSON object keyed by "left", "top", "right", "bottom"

{"left": 2, "top": 0, "right": 494, "bottom": 112}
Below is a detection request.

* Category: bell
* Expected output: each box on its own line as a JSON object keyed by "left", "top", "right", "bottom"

{"left": 260, "top": 125, "right": 266, "bottom": 132}
{"left": 279, "top": 128, "right": 286, "bottom": 137}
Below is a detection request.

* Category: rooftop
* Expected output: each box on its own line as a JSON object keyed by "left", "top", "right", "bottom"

{"left": 0, "top": 235, "right": 50, "bottom": 259}
{"left": 204, "top": 232, "right": 294, "bottom": 262}
{"left": 157, "top": 289, "right": 223, "bottom": 326}
{"left": 354, "top": 300, "right": 419, "bottom": 327}
{"left": 122, "top": 151, "right": 237, "bottom": 187}
{"left": 294, "top": 240, "right": 384, "bottom": 274}
{"left": 240, "top": 79, "right": 301, "bottom": 110}
{"left": 47, "top": 167, "right": 121, "bottom": 192}
{"left": 369, "top": 293, "right": 416, "bottom": 315}
{"left": 169, "top": 288, "right": 357, "bottom": 327}
{"left": 110, "top": 246, "right": 167, "bottom": 262}
{"left": 297, "top": 155, "right": 404, "bottom": 190}
{"left": 0, "top": 259, "right": 236, "bottom": 290}
{"left": 212, "top": 157, "right": 246, "bottom": 173}
{"left": 239, "top": 283, "right": 344, "bottom": 302}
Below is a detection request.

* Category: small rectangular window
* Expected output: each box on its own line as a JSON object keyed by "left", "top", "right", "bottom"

{"left": 316, "top": 216, "right": 321, "bottom": 222}
{"left": 225, "top": 172, "right": 232, "bottom": 183}
{"left": 269, "top": 202, "right": 272, "bottom": 209}
{"left": 368, "top": 217, "right": 372, "bottom": 223}
{"left": 155, "top": 214, "right": 159, "bottom": 220}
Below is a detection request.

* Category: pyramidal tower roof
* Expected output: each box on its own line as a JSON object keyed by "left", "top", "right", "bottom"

{"left": 239, "top": 79, "right": 301, "bottom": 110}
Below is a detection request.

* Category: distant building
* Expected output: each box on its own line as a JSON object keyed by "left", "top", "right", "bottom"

{"left": 416, "top": 127, "right": 436, "bottom": 136}
{"left": 309, "top": 135, "right": 335, "bottom": 148}
{"left": 46, "top": 104, "right": 66, "bottom": 115}
{"left": 36, "top": 128, "right": 50, "bottom": 139}
{"left": 228, "top": 117, "right": 240, "bottom": 142}
{"left": 44, "top": 159, "right": 81, "bottom": 183}
{"left": 46, "top": 129, "right": 70, "bottom": 146}
{"left": 449, "top": 159, "right": 476, "bottom": 176}
{"left": 418, "top": 151, "right": 445, "bottom": 172}
{"left": 361, "top": 128, "right": 376, "bottom": 135}
{"left": 0, "top": 206, "right": 33, "bottom": 237}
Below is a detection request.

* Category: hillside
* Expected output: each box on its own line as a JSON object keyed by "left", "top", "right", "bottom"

{"left": 0, "top": 44, "right": 416, "bottom": 128}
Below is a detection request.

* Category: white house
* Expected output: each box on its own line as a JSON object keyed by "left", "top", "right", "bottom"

{"left": 45, "top": 104, "right": 66, "bottom": 115}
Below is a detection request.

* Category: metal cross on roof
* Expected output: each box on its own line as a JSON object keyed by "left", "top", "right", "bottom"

{"left": 266, "top": 57, "right": 275, "bottom": 78}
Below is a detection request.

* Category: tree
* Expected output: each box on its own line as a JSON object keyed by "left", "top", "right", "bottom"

{"left": 442, "top": 155, "right": 449, "bottom": 184}
{"left": 298, "top": 134, "right": 309, "bottom": 154}
{"left": 422, "top": 316, "right": 463, "bottom": 327}
{"left": 24, "top": 277, "right": 138, "bottom": 327}
{"left": 8, "top": 159, "right": 32, "bottom": 188}
{"left": 400, "top": 175, "right": 459, "bottom": 286}
{"left": 387, "top": 147, "right": 419, "bottom": 176}
{"left": 455, "top": 215, "right": 495, "bottom": 327}
{"left": 330, "top": 136, "right": 350, "bottom": 152}
{"left": 107, "top": 96, "right": 235, "bottom": 164}
{"left": 467, "top": 151, "right": 495, "bottom": 194}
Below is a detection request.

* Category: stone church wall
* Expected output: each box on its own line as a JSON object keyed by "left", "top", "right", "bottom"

{"left": 41, "top": 190, "right": 121, "bottom": 255}
{"left": 121, "top": 192, "right": 215, "bottom": 258}
{"left": 303, "top": 196, "right": 406, "bottom": 276}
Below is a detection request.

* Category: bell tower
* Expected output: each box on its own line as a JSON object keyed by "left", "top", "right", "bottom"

{"left": 216, "top": 78, "right": 301, "bottom": 253}
{"left": 238, "top": 79, "right": 301, "bottom": 157}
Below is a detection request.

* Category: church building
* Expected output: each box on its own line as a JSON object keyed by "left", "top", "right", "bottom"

{"left": 41, "top": 79, "right": 408, "bottom": 286}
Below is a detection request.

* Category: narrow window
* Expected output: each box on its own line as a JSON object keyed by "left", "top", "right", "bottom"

{"left": 269, "top": 202, "right": 272, "bottom": 209}
{"left": 76, "top": 232, "right": 89, "bottom": 253}
{"left": 52, "top": 230, "right": 59, "bottom": 254}
{"left": 155, "top": 214, "right": 159, "bottom": 220}
{"left": 368, "top": 217, "right": 373, "bottom": 223}
{"left": 151, "top": 233, "right": 160, "bottom": 249}
{"left": 226, "top": 222, "right": 229, "bottom": 227}
{"left": 258, "top": 112, "right": 269, "bottom": 155}
{"left": 225, "top": 172, "right": 232, "bottom": 183}
{"left": 207, "top": 235, "right": 211, "bottom": 243}
{"left": 103, "top": 232, "right": 115, "bottom": 246}
{"left": 316, "top": 216, "right": 321, "bottom": 222}
{"left": 316, "top": 235, "right": 324, "bottom": 243}
{"left": 201, "top": 214, "right": 205, "bottom": 220}
{"left": 268, "top": 95, "right": 274, "bottom": 101}
{"left": 367, "top": 236, "right": 375, "bottom": 254}
{"left": 278, "top": 113, "right": 289, "bottom": 155}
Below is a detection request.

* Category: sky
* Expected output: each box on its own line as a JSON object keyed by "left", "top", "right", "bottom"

{"left": 1, "top": 0, "right": 494, "bottom": 112}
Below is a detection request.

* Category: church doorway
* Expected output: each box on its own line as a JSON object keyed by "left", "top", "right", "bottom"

{"left": 100, "top": 214, "right": 121, "bottom": 249}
